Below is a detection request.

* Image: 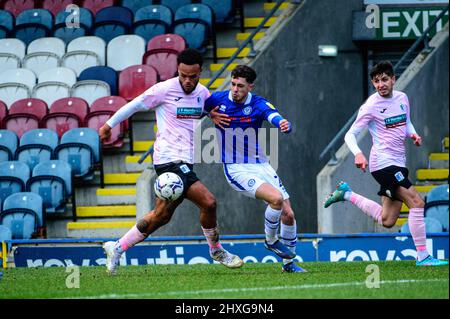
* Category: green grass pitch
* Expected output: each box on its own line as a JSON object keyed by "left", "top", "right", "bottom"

{"left": 1, "top": 261, "right": 448, "bottom": 299}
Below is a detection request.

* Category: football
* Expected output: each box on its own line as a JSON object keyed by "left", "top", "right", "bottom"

{"left": 154, "top": 172, "right": 184, "bottom": 201}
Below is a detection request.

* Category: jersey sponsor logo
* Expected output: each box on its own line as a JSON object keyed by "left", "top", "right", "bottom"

{"left": 394, "top": 171, "right": 405, "bottom": 182}
{"left": 243, "top": 106, "right": 252, "bottom": 115}
{"left": 266, "top": 102, "right": 276, "bottom": 110}
{"left": 176, "top": 107, "right": 202, "bottom": 119}
{"left": 384, "top": 114, "right": 406, "bottom": 128}
{"left": 248, "top": 179, "right": 256, "bottom": 187}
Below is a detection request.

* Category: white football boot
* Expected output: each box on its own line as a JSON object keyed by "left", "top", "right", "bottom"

{"left": 103, "top": 241, "right": 122, "bottom": 275}
{"left": 211, "top": 248, "right": 244, "bottom": 268}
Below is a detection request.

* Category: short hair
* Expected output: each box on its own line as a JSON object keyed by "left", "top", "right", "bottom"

{"left": 177, "top": 48, "right": 203, "bottom": 67}
{"left": 370, "top": 61, "right": 394, "bottom": 79}
{"left": 231, "top": 65, "right": 257, "bottom": 84}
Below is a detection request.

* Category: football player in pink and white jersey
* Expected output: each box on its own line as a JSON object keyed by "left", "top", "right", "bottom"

{"left": 99, "top": 49, "right": 243, "bottom": 275}
{"left": 324, "top": 61, "right": 447, "bottom": 267}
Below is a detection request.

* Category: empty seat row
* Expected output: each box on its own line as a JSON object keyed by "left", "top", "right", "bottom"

{"left": 0, "top": 96, "right": 127, "bottom": 148}
{"left": 0, "top": 4, "right": 217, "bottom": 57}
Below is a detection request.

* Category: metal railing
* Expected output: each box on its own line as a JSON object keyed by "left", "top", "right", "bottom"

{"left": 319, "top": 6, "right": 449, "bottom": 165}
{"left": 138, "top": 0, "right": 301, "bottom": 164}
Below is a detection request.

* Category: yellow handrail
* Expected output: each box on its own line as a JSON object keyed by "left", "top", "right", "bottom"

{"left": 1, "top": 241, "right": 6, "bottom": 269}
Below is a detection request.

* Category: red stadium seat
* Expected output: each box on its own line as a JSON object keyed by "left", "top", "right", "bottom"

{"left": 144, "top": 34, "right": 186, "bottom": 81}
{"left": 0, "top": 100, "right": 7, "bottom": 128}
{"left": 43, "top": 0, "right": 75, "bottom": 17}
{"left": 82, "top": 0, "right": 114, "bottom": 16}
{"left": 42, "top": 97, "right": 89, "bottom": 137}
{"left": 119, "top": 64, "right": 158, "bottom": 101}
{"left": 3, "top": 98, "right": 48, "bottom": 138}
{"left": 85, "top": 95, "right": 127, "bottom": 148}
{"left": 146, "top": 34, "right": 187, "bottom": 53}
{"left": 3, "top": 0, "right": 35, "bottom": 18}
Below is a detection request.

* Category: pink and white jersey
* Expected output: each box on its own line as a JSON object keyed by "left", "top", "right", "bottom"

{"left": 347, "top": 90, "right": 415, "bottom": 172}
{"left": 142, "top": 77, "right": 210, "bottom": 164}
{"left": 107, "top": 77, "right": 210, "bottom": 165}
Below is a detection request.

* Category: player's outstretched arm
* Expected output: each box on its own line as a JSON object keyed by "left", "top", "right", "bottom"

{"left": 278, "top": 119, "right": 292, "bottom": 133}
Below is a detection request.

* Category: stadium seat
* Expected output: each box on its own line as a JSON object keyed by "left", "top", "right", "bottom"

{"left": 119, "top": 64, "right": 158, "bottom": 100}
{"left": 86, "top": 95, "right": 127, "bottom": 148}
{"left": 82, "top": 0, "right": 114, "bottom": 16}
{"left": 53, "top": 7, "right": 93, "bottom": 44}
{"left": 28, "top": 37, "right": 66, "bottom": 58}
{"left": 146, "top": 33, "right": 186, "bottom": 53}
{"left": 0, "top": 68, "right": 35, "bottom": 108}
{"left": 133, "top": 5, "right": 172, "bottom": 43}
{"left": 0, "top": 53, "right": 21, "bottom": 74}
{"left": 71, "top": 80, "right": 111, "bottom": 106}
{"left": 0, "top": 225, "right": 12, "bottom": 241}
{"left": 15, "top": 129, "right": 59, "bottom": 171}
{"left": 401, "top": 216, "right": 444, "bottom": 233}
{"left": 93, "top": 6, "right": 133, "bottom": 43}
{"left": 42, "top": 97, "right": 89, "bottom": 137}
{"left": 0, "top": 161, "right": 30, "bottom": 211}
{"left": 42, "top": 0, "right": 75, "bottom": 17}
{"left": 13, "top": 9, "right": 54, "bottom": 45}
{"left": 26, "top": 160, "right": 73, "bottom": 215}
{"left": 201, "top": 0, "right": 235, "bottom": 24}
{"left": 0, "top": 38, "right": 27, "bottom": 61}
{"left": 67, "top": 35, "right": 106, "bottom": 65}
{"left": 55, "top": 128, "right": 103, "bottom": 186}
{"left": 0, "top": 192, "right": 44, "bottom": 239}
{"left": 0, "top": 129, "right": 19, "bottom": 162}
{"left": 172, "top": 3, "right": 215, "bottom": 58}
{"left": 79, "top": 66, "right": 118, "bottom": 96}
{"left": 22, "top": 52, "right": 61, "bottom": 77}
{"left": 32, "top": 67, "right": 76, "bottom": 107}
{"left": 160, "top": 0, "right": 192, "bottom": 14}
{"left": 107, "top": 34, "right": 146, "bottom": 71}
{"left": 0, "top": 9, "right": 14, "bottom": 38}
{"left": 425, "top": 184, "right": 449, "bottom": 231}
{"left": 0, "top": 101, "right": 7, "bottom": 128}
{"left": 121, "top": 0, "right": 157, "bottom": 14}
{"left": 3, "top": 98, "right": 48, "bottom": 138}
{"left": 3, "top": 0, "right": 35, "bottom": 18}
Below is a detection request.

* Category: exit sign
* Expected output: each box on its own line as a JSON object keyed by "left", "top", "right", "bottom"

{"left": 377, "top": 7, "right": 448, "bottom": 39}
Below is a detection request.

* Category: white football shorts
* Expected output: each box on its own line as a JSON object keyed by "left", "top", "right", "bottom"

{"left": 222, "top": 162, "right": 289, "bottom": 199}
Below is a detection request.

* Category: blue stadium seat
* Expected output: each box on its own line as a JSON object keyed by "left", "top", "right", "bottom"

{"left": 79, "top": 66, "right": 118, "bottom": 96}
{"left": 425, "top": 184, "right": 449, "bottom": 231}
{"left": 172, "top": 3, "right": 216, "bottom": 59}
{"left": 0, "top": 10, "right": 14, "bottom": 39}
{"left": 15, "top": 129, "right": 59, "bottom": 171}
{"left": 133, "top": 5, "right": 172, "bottom": 43}
{"left": 0, "top": 129, "right": 19, "bottom": 162}
{"left": 0, "top": 225, "right": 12, "bottom": 241}
{"left": 55, "top": 128, "right": 103, "bottom": 187}
{"left": 53, "top": 7, "right": 94, "bottom": 44}
{"left": 160, "top": 0, "right": 192, "bottom": 14}
{"left": 201, "top": 0, "right": 234, "bottom": 24}
{"left": 93, "top": 6, "right": 133, "bottom": 43}
{"left": 14, "top": 9, "right": 54, "bottom": 45}
{"left": 0, "top": 161, "right": 30, "bottom": 211}
{"left": 401, "top": 216, "right": 444, "bottom": 233}
{"left": 0, "top": 192, "right": 44, "bottom": 239}
{"left": 121, "top": 0, "right": 158, "bottom": 14}
{"left": 26, "top": 160, "right": 73, "bottom": 215}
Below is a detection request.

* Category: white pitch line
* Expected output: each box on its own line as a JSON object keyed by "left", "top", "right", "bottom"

{"left": 65, "top": 278, "right": 448, "bottom": 299}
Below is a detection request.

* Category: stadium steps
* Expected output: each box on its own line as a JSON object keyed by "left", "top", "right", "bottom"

{"left": 395, "top": 136, "right": 449, "bottom": 227}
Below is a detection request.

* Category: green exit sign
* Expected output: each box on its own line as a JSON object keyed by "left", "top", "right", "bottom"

{"left": 377, "top": 7, "right": 448, "bottom": 39}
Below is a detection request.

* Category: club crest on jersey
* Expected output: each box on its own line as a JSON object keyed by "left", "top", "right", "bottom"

{"left": 248, "top": 179, "right": 256, "bottom": 187}
{"left": 219, "top": 105, "right": 227, "bottom": 112}
{"left": 243, "top": 106, "right": 252, "bottom": 115}
{"left": 197, "top": 97, "right": 202, "bottom": 104}
{"left": 400, "top": 103, "right": 406, "bottom": 111}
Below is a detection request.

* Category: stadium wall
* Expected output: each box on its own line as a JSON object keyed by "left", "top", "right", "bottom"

{"left": 135, "top": 0, "right": 367, "bottom": 235}
{"left": 317, "top": 23, "right": 449, "bottom": 234}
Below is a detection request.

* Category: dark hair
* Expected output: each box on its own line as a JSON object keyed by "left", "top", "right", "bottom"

{"left": 177, "top": 48, "right": 203, "bottom": 67}
{"left": 370, "top": 61, "right": 394, "bottom": 79}
{"left": 231, "top": 65, "right": 257, "bottom": 83}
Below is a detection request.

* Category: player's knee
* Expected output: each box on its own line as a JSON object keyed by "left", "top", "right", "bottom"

{"left": 204, "top": 197, "right": 217, "bottom": 213}
{"left": 270, "top": 194, "right": 284, "bottom": 209}
{"left": 381, "top": 216, "right": 396, "bottom": 228}
{"left": 410, "top": 195, "right": 425, "bottom": 209}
